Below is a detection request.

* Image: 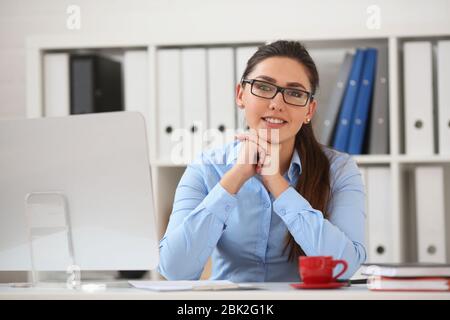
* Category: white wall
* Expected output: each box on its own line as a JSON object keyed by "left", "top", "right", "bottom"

{"left": 0, "top": 0, "right": 449, "bottom": 119}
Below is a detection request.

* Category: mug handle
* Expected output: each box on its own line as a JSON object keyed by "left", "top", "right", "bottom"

{"left": 332, "top": 259, "right": 348, "bottom": 281}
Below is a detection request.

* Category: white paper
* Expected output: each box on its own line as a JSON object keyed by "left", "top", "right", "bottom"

{"left": 129, "top": 280, "right": 246, "bottom": 292}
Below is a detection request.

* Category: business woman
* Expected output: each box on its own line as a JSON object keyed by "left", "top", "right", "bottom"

{"left": 158, "top": 40, "right": 367, "bottom": 282}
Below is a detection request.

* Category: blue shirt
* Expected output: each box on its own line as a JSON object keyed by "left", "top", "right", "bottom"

{"left": 157, "top": 140, "right": 367, "bottom": 282}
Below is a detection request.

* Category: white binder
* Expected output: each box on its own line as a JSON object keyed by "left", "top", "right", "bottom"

{"left": 403, "top": 42, "right": 434, "bottom": 155}
{"left": 415, "top": 166, "right": 447, "bottom": 263}
{"left": 358, "top": 167, "right": 369, "bottom": 258}
{"left": 124, "top": 50, "right": 148, "bottom": 122}
{"left": 181, "top": 48, "right": 208, "bottom": 163}
{"left": 366, "top": 167, "right": 394, "bottom": 263}
{"left": 206, "top": 48, "right": 236, "bottom": 150}
{"left": 437, "top": 41, "right": 450, "bottom": 155}
{"left": 235, "top": 46, "right": 258, "bottom": 130}
{"left": 157, "top": 49, "right": 182, "bottom": 163}
{"left": 43, "top": 53, "right": 70, "bottom": 117}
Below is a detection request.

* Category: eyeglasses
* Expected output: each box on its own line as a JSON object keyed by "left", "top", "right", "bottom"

{"left": 241, "top": 79, "right": 314, "bottom": 107}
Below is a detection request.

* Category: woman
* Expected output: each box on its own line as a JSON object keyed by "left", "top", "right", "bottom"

{"left": 158, "top": 40, "right": 366, "bottom": 282}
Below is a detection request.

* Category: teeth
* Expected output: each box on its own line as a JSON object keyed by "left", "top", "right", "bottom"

{"left": 264, "top": 117, "right": 285, "bottom": 124}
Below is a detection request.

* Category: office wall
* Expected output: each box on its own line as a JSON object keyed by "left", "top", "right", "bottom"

{"left": 1, "top": 0, "right": 450, "bottom": 119}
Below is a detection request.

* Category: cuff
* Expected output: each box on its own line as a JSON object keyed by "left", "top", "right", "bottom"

{"left": 202, "top": 182, "right": 238, "bottom": 224}
{"left": 273, "top": 186, "right": 311, "bottom": 219}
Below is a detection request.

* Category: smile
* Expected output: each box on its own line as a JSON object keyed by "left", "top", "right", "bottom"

{"left": 262, "top": 117, "right": 288, "bottom": 128}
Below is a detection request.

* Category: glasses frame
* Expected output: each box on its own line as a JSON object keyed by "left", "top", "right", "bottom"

{"left": 241, "top": 78, "right": 314, "bottom": 107}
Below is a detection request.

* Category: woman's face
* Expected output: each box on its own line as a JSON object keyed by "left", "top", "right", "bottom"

{"left": 236, "top": 57, "right": 317, "bottom": 145}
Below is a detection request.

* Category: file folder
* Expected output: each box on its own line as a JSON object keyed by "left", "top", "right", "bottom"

{"left": 366, "top": 167, "right": 394, "bottom": 263}
{"left": 235, "top": 46, "right": 258, "bottom": 130}
{"left": 415, "top": 166, "right": 447, "bottom": 263}
{"left": 348, "top": 48, "right": 377, "bottom": 154}
{"left": 157, "top": 49, "right": 182, "bottom": 163}
{"left": 124, "top": 50, "right": 148, "bottom": 121}
{"left": 358, "top": 167, "right": 370, "bottom": 259}
{"left": 207, "top": 48, "right": 235, "bottom": 150}
{"left": 437, "top": 41, "right": 450, "bottom": 155}
{"left": 368, "top": 44, "right": 389, "bottom": 154}
{"left": 312, "top": 50, "right": 354, "bottom": 146}
{"left": 70, "top": 54, "right": 123, "bottom": 114}
{"left": 181, "top": 48, "right": 208, "bottom": 163}
{"left": 43, "top": 53, "right": 70, "bottom": 117}
{"left": 332, "top": 49, "right": 366, "bottom": 152}
{"left": 403, "top": 42, "right": 435, "bottom": 155}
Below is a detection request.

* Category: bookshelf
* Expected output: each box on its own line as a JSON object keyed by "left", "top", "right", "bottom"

{"left": 25, "top": 31, "right": 450, "bottom": 279}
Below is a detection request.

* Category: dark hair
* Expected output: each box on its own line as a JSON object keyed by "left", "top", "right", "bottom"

{"left": 241, "top": 40, "right": 331, "bottom": 261}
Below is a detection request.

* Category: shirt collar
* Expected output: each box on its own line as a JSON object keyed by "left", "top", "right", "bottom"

{"left": 226, "top": 140, "right": 302, "bottom": 183}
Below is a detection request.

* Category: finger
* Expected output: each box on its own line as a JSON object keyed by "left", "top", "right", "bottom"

{"left": 234, "top": 134, "right": 249, "bottom": 141}
{"left": 245, "top": 139, "right": 259, "bottom": 165}
{"left": 257, "top": 145, "right": 266, "bottom": 168}
{"left": 244, "top": 132, "right": 270, "bottom": 156}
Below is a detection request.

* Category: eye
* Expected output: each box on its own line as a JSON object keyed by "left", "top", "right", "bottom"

{"left": 286, "top": 89, "right": 307, "bottom": 98}
{"left": 255, "top": 82, "right": 274, "bottom": 92}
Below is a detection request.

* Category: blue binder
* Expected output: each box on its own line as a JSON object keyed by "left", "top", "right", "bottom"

{"left": 332, "top": 49, "right": 366, "bottom": 152}
{"left": 348, "top": 48, "right": 378, "bottom": 154}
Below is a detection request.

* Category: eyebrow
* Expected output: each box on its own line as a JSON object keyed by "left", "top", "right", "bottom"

{"left": 255, "top": 75, "right": 307, "bottom": 90}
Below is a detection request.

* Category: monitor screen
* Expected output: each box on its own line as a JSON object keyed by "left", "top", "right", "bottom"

{"left": 0, "top": 112, "right": 159, "bottom": 272}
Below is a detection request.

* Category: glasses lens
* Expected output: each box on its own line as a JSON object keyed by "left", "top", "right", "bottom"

{"left": 284, "top": 88, "right": 309, "bottom": 106}
{"left": 251, "top": 80, "right": 277, "bottom": 98}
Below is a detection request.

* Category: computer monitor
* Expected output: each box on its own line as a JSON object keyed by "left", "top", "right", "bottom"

{"left": 0, "top": 112, "right": 159, "bottom": 272}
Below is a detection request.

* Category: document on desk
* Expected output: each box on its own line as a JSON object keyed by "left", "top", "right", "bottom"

{"left": 129, "top": 280, "right": 257, "bottom": 292}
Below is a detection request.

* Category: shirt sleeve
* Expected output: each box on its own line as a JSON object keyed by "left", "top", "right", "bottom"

{"left": 272, "top": 156, "right": 367, "bottom": 279}
{"left": 157, "top": 162, "right": 238, "bottom": 280}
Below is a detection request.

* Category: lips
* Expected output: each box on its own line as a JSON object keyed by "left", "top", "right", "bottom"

{"left": 261, "top": 117, "right": 288, "bottom": 129}
{"left": 261, "top": 117, "right": 288, "bottom": 124}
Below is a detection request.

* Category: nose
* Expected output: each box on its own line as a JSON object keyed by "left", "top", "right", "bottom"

{"left": 269, "top": 91, "right": 285, "bottom": 111}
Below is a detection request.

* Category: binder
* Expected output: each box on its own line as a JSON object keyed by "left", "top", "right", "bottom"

{"left": 348, "top": 48, "right": 378, "bottom": 155}
{"left": 415, "top": 166, "right": 447, "bottom": 263}
{"left": 206, "top": 48, "right": 235, "bottom": 150}
{"left": 43, "top": 53, "right": 70, "bottom": 117}
{"left": 157, "top": 49, "right": 183, "bottom": 163}
{"left": 368, "top": 43, "right": 389, "bottom": 154}
{"left": 403, "top": 42, "right": 434, "bottom": 155}
{"left": 313, "top": 51, "right": 354, "bottom": 146}
{"left": 124, "top": 50, "right": 148, "bottom": 121}
{"left": 358, "top": 167, "right": 370, "bottom": 259}
{"left": 70, "top": 54, "right": 123, "bottom": 114}
{"left": 181, "top": 48, "right": 208, "bottom": 163}
{"left": 332, "top": 49, "right": 366, "bottom": 152}
{"left": 235, "top": 46, "right": 258, "bottom": 130}
{"left": 437, "top": 41, "right": 450, "bottom": 155}
{"left": 366, "top": 167, "right": 394, "bottom": 263}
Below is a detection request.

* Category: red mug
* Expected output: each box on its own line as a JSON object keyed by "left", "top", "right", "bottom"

{"left": 299, "top": 256, "right": 348, "bottom": 284}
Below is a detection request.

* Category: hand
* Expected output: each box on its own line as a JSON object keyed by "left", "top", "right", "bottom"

{"left": 235, "top": 131, "right": 289, "bottom": 198}
{"left": 234, "top": 131, "right": 280, "bottom": 177}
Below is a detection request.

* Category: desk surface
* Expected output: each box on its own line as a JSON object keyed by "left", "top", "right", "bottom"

{"left": 1, "top": 282, "right": 449, "bottom": 300}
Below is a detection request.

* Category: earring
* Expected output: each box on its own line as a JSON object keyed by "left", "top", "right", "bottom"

{"left": 305, "top": 118, "right": 311, "bottom": 124}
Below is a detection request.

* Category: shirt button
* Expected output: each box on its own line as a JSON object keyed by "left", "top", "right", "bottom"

{"left": 264, "top": 202, "right": 270, "bottom": 208}
{"left": 225, "top": 204, "right": 231, "bottom": 212}
{"left": 280, "top": 209, "right": 286, "bottom": 215}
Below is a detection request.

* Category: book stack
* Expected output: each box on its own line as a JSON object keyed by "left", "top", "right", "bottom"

{"left": 361, "top": 263, "right": 450, "bottom": 292}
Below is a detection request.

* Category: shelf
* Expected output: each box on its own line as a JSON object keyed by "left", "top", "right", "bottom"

{"left": 352, "top": 155, "right": 392, "bottom": 165}
{"left": 396, "top": 155, "right": 450, "bottom": 164}
{"left": 153, "top": 155, "right": 396, "bottom": 167}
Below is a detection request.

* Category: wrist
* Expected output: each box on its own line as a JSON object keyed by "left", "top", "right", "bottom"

{"left": 263, "top": 174, "right": 289, "bottom": 198}
{"left": 220, "top": 166, "right": 251, "bottom": 194}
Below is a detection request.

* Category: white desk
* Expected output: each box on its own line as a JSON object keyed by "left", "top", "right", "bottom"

{"left": 0, "top": 282, "right": 449, "bottom": 300}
